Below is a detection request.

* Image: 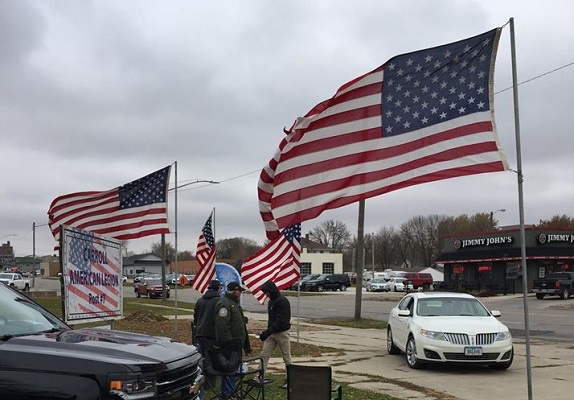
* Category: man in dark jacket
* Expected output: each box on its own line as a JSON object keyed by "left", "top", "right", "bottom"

{"left": 193, "top": 279, "right": 221, "bottom": 399}
{"left": 214, "top": 281, "right": 251, "bottom": 398}
{"left": 259, "top": 280, "right": 292, "bottom": 387}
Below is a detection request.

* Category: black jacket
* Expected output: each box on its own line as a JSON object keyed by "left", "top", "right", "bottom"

{"left": 261, "top": 280, "right": 291, "bottom": 334}
{"left": 193, "top": 288, "right": 221, "bottom": 339}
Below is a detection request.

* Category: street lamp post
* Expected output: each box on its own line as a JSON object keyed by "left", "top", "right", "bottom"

{"left": 371, "top": 233, "right": 375, "bottom": 277}
{"left": 32, "top": 222, "right": 49, "bottom": 288}
{"left": 489, "top": 209, "right": 506, "bottom": 227}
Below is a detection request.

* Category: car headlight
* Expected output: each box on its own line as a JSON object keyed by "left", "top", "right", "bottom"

{"left": 495, "top": 331, "right": 512, "bottom": 341}
{"left": 109, "top": 374, "right": 157, "bottom": 399}
{"left": 420, "top": 329, "right": 447, "bottom": 341}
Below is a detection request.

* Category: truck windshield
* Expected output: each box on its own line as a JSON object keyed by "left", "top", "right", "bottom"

{"left": 0, "top": 285, "right": 69, "bottom": 339}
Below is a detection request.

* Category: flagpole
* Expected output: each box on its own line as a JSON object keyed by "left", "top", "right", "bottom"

{"left": 354, "top": 200, "right": 365, "bottom": 320}
{"left": 297, "top": 276, "right": 301, "bottom": 345}
{"left": 174, "top": 161, "right": 179, "bottom": 337}
{"left": 509, "top": 17, "right": 533, "bottom": 400}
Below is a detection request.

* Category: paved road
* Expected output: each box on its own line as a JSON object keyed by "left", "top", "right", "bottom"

{"left": 34, "top": 278, "right": 574, "bottom": 341}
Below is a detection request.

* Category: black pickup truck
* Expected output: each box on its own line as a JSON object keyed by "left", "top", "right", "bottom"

{"left": 532, "top": 271, "right": 574, "bottom": 300}
{"left": 0, "top": 283, "right": 204, "bottom": 399}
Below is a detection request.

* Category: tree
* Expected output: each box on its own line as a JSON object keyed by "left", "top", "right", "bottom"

{"left": 536, "top": 214, "right": 574, "bottom": 229}
{"left": 216, "top": 237, "right": 261, "bottom": 261}
{"left": 178, "top": 250, "right": 194, "bottom": 261}
{"left": 150, "top": 241, "right": 176, "bottom": 262}
{"left": 308, "top": 220, "right": 351, "bottom": 251}
{"left": 374, "top": 227, "right": 401, "bottom": 270}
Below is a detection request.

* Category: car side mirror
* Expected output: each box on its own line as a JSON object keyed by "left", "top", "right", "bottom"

{"left": 398, "top": 309, "right": 411, "bottom": 317}
{"left": 491, "top": 310, "right": 501, "bottom": 317}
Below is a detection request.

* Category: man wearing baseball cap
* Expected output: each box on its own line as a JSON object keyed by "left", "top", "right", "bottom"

{"left": 193, "top": 280, "right": 222, "bottom": 399}
{"left": 214, "top": 281, "right": 251, "bottom": 398}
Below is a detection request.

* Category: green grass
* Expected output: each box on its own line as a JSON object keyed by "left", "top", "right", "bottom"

{"left": 309, "top": 318, "right": 388, "bottom": 330}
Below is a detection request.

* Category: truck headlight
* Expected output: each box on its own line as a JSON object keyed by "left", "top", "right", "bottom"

{"left": 109, "top": 374, "right": 157, "bottom": 399}
{"left": 495, "top": 331, "right": 511, "bottom": 341}
{"left": 420, "top": 329, "right": 447, "bottom": 341}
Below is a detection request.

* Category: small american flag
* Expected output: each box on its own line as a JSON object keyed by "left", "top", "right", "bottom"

{"left": 48, "top": 166, "right": 171, "bottom": 244}
{"left": 191, "top": 212, "right": 217, "bottom": 293}
{"left": 259, "top": 28, "right": 508, "bottom": 240}
{"left": 241, "top": 224, "right": 301, "bottom": 304}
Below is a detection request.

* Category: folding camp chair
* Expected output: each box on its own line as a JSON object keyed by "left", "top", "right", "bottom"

{"left": 202, "top": 340, "right": 268, "bottom": 400}
{"left": 286, "top": 364, "right": 342, "bottom": 400}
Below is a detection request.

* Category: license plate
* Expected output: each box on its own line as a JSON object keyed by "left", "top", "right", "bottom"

{"left": 464, "top": 346, "right": 483, "bottom": 356}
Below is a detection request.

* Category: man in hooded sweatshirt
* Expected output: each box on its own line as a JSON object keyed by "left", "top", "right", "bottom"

{"left": 193, "top": 279, "right": 221, "bottom": 397}
{"left": 259, "top": 280, "right": 292, "bottom": 388}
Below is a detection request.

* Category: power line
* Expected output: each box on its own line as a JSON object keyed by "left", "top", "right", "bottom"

{"left": 495, "top": 60, "right": 574, "bottom": 94}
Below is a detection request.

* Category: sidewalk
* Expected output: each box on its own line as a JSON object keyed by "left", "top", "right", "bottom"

{"left": 245, "top": 308, "right": 574, "bottom": 400}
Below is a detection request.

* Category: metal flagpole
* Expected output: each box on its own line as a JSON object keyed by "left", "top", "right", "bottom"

{"left": 354, "top": 199, "right": 365, "bottom": 320}
{"left": 509, "top": 17, "right": 533, "bottom": 400}
{"left": 297, "top": 275, "right": 301, "bottom": 345}
{"left": 173, "top": 161, "right": 179, "bottom": 337}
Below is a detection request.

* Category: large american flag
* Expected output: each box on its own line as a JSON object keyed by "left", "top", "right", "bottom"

{"left": 259, "top": 28, "right": 508, "bottom": 240}
{"left": 191, "top": 212, "right": 217, "bottom": 293}
{"left": 241, "top": 224, "right": 301, "bottom": 304}
{"left": 48, "top": 166, "right": 171, "bottom": 244}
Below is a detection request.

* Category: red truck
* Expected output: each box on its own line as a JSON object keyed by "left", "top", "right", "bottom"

{"left": 393, "top": 272, "right": 434, "bottom": 290}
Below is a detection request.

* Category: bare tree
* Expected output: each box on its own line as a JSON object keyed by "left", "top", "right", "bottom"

{"left": 536, "top": 214, "right": 574, "bottom": 229}
{"left": 375, "top": 227, "right": 400, "bottom": 270}
{"left": 151, "top": 242, "right": 176, "bottom": 262}
{"left": 216, "top": 237, "right": 261, "bottom": 260}
{"left": 308, "top": 220, "right": 351, "bottom": 251}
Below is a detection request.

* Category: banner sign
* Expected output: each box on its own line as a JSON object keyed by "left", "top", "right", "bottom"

{"left": 62, "top": 226, "right": 123, "bottom": 322}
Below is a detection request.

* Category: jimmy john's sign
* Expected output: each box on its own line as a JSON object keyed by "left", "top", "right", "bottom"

{"left": 453, "top": 235, "right": 514, "bottom": 249}
{"left": 537, "top": 233, "right": 574, "bottom": 244}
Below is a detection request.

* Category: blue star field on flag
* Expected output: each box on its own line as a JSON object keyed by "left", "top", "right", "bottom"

{"left": 119, "top": 166, "right": 170, "bottom": 209}
{"left": 382, "top": 29, "right": 497, "bottom": 137}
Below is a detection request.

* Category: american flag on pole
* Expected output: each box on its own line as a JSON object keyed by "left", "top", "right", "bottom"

{"left": 191, "top": 212, "right": 217, "bottom": 293}
{"left": 259, "top": 28, "right": 508, "bottom": 240}
{"left": 241, "top": 224, "right": 301, "bottom": 304}
{"left": 48, "top": 166, "right": 171, "bottom": 244}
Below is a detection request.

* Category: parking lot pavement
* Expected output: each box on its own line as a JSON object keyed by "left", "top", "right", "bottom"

{"left": 250, "top": 311, "right": 574, "bottom": 400}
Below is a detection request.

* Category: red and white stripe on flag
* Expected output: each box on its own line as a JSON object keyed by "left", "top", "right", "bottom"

{"left": 241, "top": 224, "right": 301, "bottom": 304}
{"left": 191, "top": 213, "right": 216, "bottom": 293}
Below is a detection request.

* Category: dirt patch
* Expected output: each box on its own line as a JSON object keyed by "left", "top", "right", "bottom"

{"left": 124, "top": 310, "right": 169, "bottom": 323}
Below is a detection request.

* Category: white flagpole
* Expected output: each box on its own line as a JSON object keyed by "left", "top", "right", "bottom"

{"left": 297, "top": 275, "right": 300, "bottom": 345}
{"left": 509, "top": 17, "right": 533, "bottom": 400}
{"left": 174, "top": 161, "right": 179, "bottom": 337}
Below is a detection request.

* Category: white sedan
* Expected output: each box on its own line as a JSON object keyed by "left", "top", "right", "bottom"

{"left": 386, "top": 292, "right": 513, "bottom": 369}
{"left": 387, "top": 277, "right": 413, "bottom": 292}
{"left": 366, "top": 279, "right": 390, "bottom": 292}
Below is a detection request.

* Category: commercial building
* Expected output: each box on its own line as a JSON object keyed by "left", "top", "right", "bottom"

{"left": 435, "top": 228, "right": 574, "bottom": 293}
{"left": 299, "top": 235, "right": 343, "bottom": 276}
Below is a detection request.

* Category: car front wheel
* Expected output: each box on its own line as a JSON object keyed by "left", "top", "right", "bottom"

{"left": 340, "top": 284, "right": 347, "bottom": 291}
{"left": 406, "top": 336, "right": 424, "bottom": 369}
{"left": 387, "top": 327, "right": 400, "bottom": 355}
{"left": 561, "top": 288, "right": 570, "bottom": 300}
{"left": 317, "top": 285, "right": 324, "bottom": 292}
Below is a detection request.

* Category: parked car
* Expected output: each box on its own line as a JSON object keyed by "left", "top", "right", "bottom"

{"left": 300, "top": 274, "right": 351, "bottom": 292}
{"left": 290, "top": 274, "right": 320, "bottom": 290}
{"left": 0, "top": 282, "right": 203, "bottom": 399}
{"left": 532, "top": 271, "right": 574, "bottom": 300}
{"left": 366, "top": 278, "right": 390, "bottom": 292}
{"left": 392, "top": 272, "right": 433, "bottom": 290}
{"left": 386, "top": 292, "right": 513, "bottom": 369}
{"left": 388, "top": 277, "right": 414, "bottom": 292}
{"left": 134, "top": 278, "right": 170, "bottom": 299}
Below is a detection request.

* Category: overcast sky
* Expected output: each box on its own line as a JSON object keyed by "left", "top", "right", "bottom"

{"left": 2, "top": 0, "right": 573, "bottom": 258}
